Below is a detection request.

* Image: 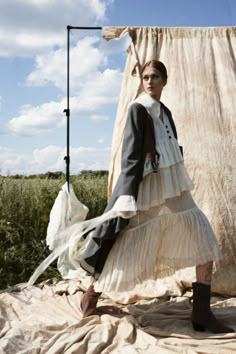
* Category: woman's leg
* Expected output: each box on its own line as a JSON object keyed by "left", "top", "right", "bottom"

{"left": 81, "top": 278, "right": 101, "bottom": 317}
{"left": 196, "top": 261, "right": 213, "bottom": 285}
{"left": 192, "top": 262, "right": 234, "bottom": 333}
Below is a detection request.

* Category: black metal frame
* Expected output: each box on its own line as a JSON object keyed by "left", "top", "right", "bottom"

{"left": 63, "top": 26, "right": 102, "bottom": 190}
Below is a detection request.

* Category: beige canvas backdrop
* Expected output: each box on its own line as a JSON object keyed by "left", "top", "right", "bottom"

{"left": 102, "top": 26, "right": 236, "bottom": 296}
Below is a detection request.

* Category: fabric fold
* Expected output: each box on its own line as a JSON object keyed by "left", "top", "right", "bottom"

{"left": 94, "top": 206, "right": 222, "bottom": 293}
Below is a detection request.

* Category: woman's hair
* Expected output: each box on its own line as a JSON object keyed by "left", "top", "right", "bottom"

{"left": 141, "top": 60, "right": 168, "bottom": 81}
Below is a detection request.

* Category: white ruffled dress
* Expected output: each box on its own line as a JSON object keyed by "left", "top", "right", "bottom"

{"left": 94, "top": 94, "right": 222, "bottom": 293}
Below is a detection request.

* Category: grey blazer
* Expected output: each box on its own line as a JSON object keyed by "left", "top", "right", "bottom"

{"left": 79, "top": 101, "right": 180, "bottom": 278}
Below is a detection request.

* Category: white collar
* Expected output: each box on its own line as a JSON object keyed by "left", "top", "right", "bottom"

{"left": 132, "top": 93, "right": 161, "bottom": 119}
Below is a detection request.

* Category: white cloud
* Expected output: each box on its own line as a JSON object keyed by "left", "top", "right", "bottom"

{"left": 23, "top": 0, "right": 58, "bottom": 6}
{"left": 70, "top": 146, "right": 111, "bottom": 172}
{"left": 7, "top": 100, "right": 66, "bottom": 136}
{"left": 3, "top": 2, "right": 126, "bottom": 137}
{"left": 90, "top": 114, "right": 109, "bottom": 121}
{"left": 0, "top": 0, "right": 109, "bottom": 56}
{"left": 26, "top": 37, "right": 107, "bottom": 92}
{"left": 0, "top": 145, "right": 110, "bottom": 175}
{"left": 32, "top": 145, "right": 63, "bottom": 167}
{"left": 6, "top": 32, "right": 125, "bottom": 137}
{"left": 97, "top": 137, "right": 104, "bottom": 144}
{"left": 79, "top": 68, "right": 123, "bottom": 99}
{"left": 0, "top": 0, "right": 120, "bottom": 176}
{"left": 25, "top": 35, "right": 129, "bottom": 96}
{"left": 7, "top": 67, "right": 123, "bottom": 136}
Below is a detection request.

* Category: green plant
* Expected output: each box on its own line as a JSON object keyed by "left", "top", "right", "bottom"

{"left": 0, "top": 174, "right": 108, "bottom": 289}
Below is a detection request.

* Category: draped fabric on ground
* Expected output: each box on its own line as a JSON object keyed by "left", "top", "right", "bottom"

{"left": 0, "top": 279, "right": 235, "bottom": 354}
{"left": 103, "top": 26, "right": 236, "bottom": 296}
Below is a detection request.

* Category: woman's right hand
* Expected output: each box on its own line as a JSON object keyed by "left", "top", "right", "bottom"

{"left": 121, "top": 211, "right": 134, "bottom": 218}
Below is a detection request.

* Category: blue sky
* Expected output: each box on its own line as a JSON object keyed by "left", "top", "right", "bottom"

{"left": 0, "top": 0, "right": 235, "bottom": 175}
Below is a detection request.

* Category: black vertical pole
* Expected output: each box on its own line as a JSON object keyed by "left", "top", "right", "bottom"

{"left": 64, "top": 26, "right": 70, "bottom": 191}
{"left": 63, "top": 26, "right": 102, "bottom": 192}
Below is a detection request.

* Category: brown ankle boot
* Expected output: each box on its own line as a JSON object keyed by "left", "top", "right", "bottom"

{"left": 192, "top": 282, "right": 234, "bottom": 333}
{"left": 81, "top": 284, "right": 101, "bottom": 317}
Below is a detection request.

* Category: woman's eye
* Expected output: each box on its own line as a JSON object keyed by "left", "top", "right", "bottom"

{"left": 142, "top": 74, "right": 159, "bottom": 81}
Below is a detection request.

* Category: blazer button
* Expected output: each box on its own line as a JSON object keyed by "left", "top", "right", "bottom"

{"left": 166, "top": 130, "right": 169, "bottom": 133}
{"left": 169, "top": 136, "right": 172, "bottom": 139}
{"left": 165, "top": 125, "right": 168, "bottom": 128}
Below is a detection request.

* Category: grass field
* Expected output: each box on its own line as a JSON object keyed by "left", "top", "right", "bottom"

{"left": 0, "top": 173, "right": 108, "bottom": 289}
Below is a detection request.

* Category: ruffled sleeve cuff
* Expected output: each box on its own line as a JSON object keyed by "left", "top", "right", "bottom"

{"left": 111, "top": 195, "right": 137, "bottom": 219}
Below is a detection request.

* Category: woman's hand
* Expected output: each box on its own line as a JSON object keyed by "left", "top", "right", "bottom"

{"left": 121, "top": 211, "right": 133, "bottom": 218}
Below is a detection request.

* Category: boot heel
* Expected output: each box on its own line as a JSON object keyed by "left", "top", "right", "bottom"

{"left": 192, "top": 321, "right": 206, "bottom": 332}
{"left": 81, "top": 284, "right": 101, "bottom": 318}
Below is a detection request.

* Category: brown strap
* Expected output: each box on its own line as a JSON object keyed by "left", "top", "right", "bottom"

{"left": 142, "top": 108, "right": 157, "bottom": 160}
{"left": 160, "top": 106, "right": 164, "bottom": 122}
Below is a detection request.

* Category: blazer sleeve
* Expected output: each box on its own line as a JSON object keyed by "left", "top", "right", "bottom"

{"left": 105, "top": 102, "right": 146, "bottom": 212}
{"left": 118, "top": 102, "right": 146, "bottom": 198}
{"left": 79, "top": 104, "right": 148, "bottom": 275}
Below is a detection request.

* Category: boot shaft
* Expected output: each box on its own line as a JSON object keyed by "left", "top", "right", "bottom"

{"left": 191, "top": 282, "right": 234, "bottom": 333}
{"left": 192, "top": 282, "right": 211, "bottom": 324}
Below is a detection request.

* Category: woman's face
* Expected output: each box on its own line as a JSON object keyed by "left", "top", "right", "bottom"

{"left": 142, "top": 66, "right": 167, "bottom": 101}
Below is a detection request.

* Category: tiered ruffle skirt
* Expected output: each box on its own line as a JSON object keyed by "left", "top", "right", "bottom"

{"left": 94, "top": 189, "right": 222, "bottom": 293}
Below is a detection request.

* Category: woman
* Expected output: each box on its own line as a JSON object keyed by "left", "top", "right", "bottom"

{"left": 80, "top": 60, "right": 234, "bottom": 333}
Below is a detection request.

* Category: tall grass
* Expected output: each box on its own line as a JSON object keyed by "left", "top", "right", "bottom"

{"left": 0, "top": 174, "right": 107, "bottom": 289}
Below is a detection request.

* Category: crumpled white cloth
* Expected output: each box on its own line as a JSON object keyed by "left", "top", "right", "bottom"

{"left": 28, "top": 183, "right": 121, "bottom": 285}
{"left": 46, "top": 183, "right": 89, "bottom": 250}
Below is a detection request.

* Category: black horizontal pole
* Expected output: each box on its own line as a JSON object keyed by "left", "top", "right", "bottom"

{"left": 67, "top": 26, "right": 102, "bottom": 30}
